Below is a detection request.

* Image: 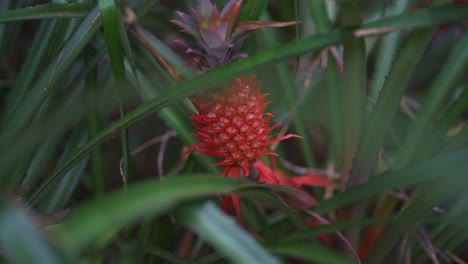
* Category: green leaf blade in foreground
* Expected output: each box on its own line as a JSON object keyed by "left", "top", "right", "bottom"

{"left": 0, "top": 206, "right": 74, "bottom": 264}
{"left": 177, "top": 202, "right": 280, "bottom": 264}
{"left": 61, "top": 175, "right": 245, "bottom": 253}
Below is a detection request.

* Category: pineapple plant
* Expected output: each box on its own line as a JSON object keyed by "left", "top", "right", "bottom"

{"left": 172, "top": 0, "right": 332, "bottom": 222}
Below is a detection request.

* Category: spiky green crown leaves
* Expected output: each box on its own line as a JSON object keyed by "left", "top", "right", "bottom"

{"left": 172, "top": 0, "right": 296, "bottom": 72}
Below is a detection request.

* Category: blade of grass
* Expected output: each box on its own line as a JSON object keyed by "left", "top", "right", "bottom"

{"left": 325, "top": 52, "right": 342, "bottom": 166}
{"left": 85, "top": 47, "right": 105, "bottom": 194}
{"left": 0, "top": 205, "right": 73, "bottom": 264}
{"left": 338, "top": 1, "right": 367, "bottom": 189}
{"left": 176, "top": 202, "right": 280, "bottom": 264}
{"left": 308, "top": 0, "right": 332, "bottom": 32}
{"left": 0, "top": 3, "right": 92, "bottom": 22}
{"left": 37, "top": 126, "right": 89, "bottom": 213}
{"left": 99, "top": 0, "right": 132, "bottom": 183}
{"left": 369, "top": 0, "right": 410, "bottom": 102}
{"left": 60, "top": 175, "right": 247, "bottom": 253}
{"left": 22, "top": 130, "right": 63, "bottom": 186}
{"left": 337, "top": 2, "right": 368, "bottom": 248}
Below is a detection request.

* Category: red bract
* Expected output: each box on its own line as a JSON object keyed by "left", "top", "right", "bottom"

{"left": 221, "top": 158, "right": 333, "bottom": 224}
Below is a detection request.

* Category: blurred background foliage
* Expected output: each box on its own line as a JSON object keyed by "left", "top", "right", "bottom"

{"left": 0, "top": 0, "right": 467, "bottom": 263}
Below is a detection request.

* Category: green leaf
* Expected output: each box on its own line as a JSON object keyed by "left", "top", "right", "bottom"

{"left": 268, "top": 241, "right": 352, "bottom": 264}
{"left": 362, "top": 5, "right": 467, "bottom": 30}
{"left": 37, "top": 127, "right": 89, "bottom": 213}
{"left": 0, "top": 3, "right": 92, "bottom": 22}
{"left": 0, "top": 205, "right": 73, "bottom": 264}
{"left": 99, "top": 0, "right": 132, "bottom": 182}
{"left": 369, "top": 0, "right": 410, "bottom": 101}
{"left": 99, "top": 0, "right": 125, "bottom": 79}
{"left": 337, "top": 1, "right": 367, "bottom": 188}
{"left": 325, "top": 52, "right": 342, "bottom": 164}
{"left": 61, "top": 175, "right": 245, "bottom": 252}
{"left": 308, "top": 0, "right": 333, "bottom": 32}
{"left": 176, "top": 202, "right": 280, "bottom": 264}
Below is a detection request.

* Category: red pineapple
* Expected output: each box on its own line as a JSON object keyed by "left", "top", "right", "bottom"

{"left": 189, "top": 75, "right": 296, "bottom": 177}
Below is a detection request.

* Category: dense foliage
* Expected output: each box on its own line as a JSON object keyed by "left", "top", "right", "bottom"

{"left": 0, "top": 0, "right": 467, "bottom": 263}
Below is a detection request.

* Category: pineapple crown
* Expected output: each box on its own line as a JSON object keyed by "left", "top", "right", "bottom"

{"left": 172, "top": 0, "right": 296, "bottom": 72}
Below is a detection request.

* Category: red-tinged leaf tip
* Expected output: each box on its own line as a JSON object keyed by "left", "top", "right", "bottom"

{"left": 266, "top": 134, "right": 301, "bottom": 145}
{"left": 292, "top": 174, "right": 334, "bottom": 188}
{"left": 222, "top": 0, "right": 243, "bottom": 36}
{"left": 221, "top": 0, "right": 242, "bottom": 17}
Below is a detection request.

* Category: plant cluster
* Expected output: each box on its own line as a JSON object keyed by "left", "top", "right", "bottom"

{"left": 0, "top": 0, "right": 467, "bottom": 263}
